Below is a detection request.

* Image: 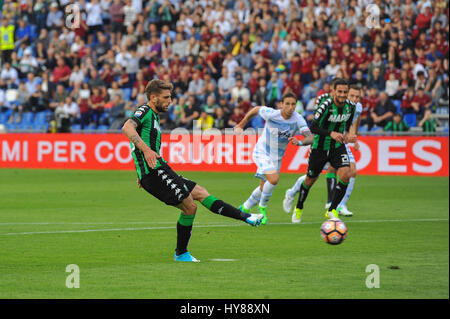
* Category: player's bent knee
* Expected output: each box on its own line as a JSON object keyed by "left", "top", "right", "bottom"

{"left": 338, "top": 168, "right": 351, "bottom": 182}
{"left": 185, "top": 202, "right": 197, "bottom": 215}
{"left": 191, "top": 184, "right": 209, "bottom": 202}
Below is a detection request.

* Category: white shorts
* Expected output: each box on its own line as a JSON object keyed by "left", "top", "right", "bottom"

{"left": 323, "top": 144, "right": 355, "bottom": 170}
{"left": 253, "top": 151, "right": 282, "bottom": 181}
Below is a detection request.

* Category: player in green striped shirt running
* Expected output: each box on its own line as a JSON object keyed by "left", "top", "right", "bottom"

{"left": 293, "top": 78, "right": 357, "bottom": 220}
{"left": 122, "top": 79, "right": 263, "bottom": 263}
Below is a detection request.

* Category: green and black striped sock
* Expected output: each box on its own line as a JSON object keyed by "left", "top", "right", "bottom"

{"left": 201, "top": 195, "right": 250, "bottom": 221}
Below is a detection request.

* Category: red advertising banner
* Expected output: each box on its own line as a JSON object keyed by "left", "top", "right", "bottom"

{"left": 0, "top": 133, "right": 448, "bottom": 176}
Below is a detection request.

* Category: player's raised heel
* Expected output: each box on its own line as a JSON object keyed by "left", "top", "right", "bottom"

{"left": 283, "top": 190, "right": 294, "bottom": 213}
{"left": 245, "top": 213, "right": 264, "bottom": 226}
{"left": 325, "top": 209, "right": 339, "bottom": 220}
{"left": 174, "top": 252, "right": 200, "bottom": 262}
{"left": 258, "top": 206, "right": 268, "bottom": 225}
{"left": 291, "top": 208, "right": 303, "bottom": 224}
{"left": 325, "top": 202, "right": 331, "bottom": 210}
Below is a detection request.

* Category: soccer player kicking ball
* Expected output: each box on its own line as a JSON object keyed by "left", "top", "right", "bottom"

{"left": 122, "top": 79, "right": 264, "bottom": 263}
{"left": 283, "top": 79, "right": 357, "bottom": 223}
{"left": 284, "top": 84, "right": 363, "bottom": 219}
{"left": 233, "top": 92, "right": 314, "bottom": 225}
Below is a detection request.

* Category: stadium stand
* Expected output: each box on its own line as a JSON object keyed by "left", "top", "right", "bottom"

{"left": 0, "top": 0, "right": 448, "bottom": 133}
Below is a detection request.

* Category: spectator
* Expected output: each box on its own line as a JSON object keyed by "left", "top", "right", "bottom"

{"left": 401, "top": 87, "right": 417, "bottom": 114}
{"left": 266, "top": 72, "right": 282, "bottom": 108}
{"left": 180, "top": 94, "right": 201, "bottom": 129}
{"left": 227, "top": 106, "right": 244, "bottom": 128}
{"left": 46, "top": 2, "right": 64, "bottom": 30}
{"left": 188, "top": 71, "right": 205, "bottom": 98}
{"left": 1, "top": 62, "right": 19, "bottom": 88}
{"left": 412, "top": 87, "right": 433, "bottom": 120}
{"left": 86, "top": 0, "right": 104, "bottom": 36}
{"left": 18, "top": 48, "right": 38, "bottom": 76}
{"left": 324, "top": 57, "right": 340, "bottom": 80}
{"left": 230, "top": 77, "right": 250, "bottom": 103}
{"left": 385, "top": 73, "right": 400, "bottom": 99}
{"left": 107, "top": 82, "right": 125, "bottom": 102}
{"left": 49, "top": 83, "right": 67, "bottom": 109}
{"left": 108, "top": 94, "right": 127, "bottom": 130}
{"left": 217, "top": 67, "right": 235, "bottom": 98}
{"left": 213, "top": 107, "right": 227, "bottom": 130}
{"left": 202, "top": 94, "right": 219, "bottom": 115}
{"left": 51, "top": 58, "right": 71, "bottom": 87}
{"left": 368, "top": 92, "right": 397, "bottom": 131}
{"left": 109, "top": 0, "right": 124, "bottom": 45}
{"left": 384, "top": 113, "right": 410, "bottom": 132}
{"left": 26, "top": 82, "right": 48, "bottom": 113}
{"left": 196, "top": 110, "right": 214, "bottom": 131}
{"left": 419, "top": 114, "right": 440, "bottom": 133}
{"left": 367, "top": 67, "right": 386, "bottom": 91}
{"left": 69, "top": 64, "right": 85, "bottom": 88}
{"left": 89, "top": 86, "right": 105, "bottom": 127}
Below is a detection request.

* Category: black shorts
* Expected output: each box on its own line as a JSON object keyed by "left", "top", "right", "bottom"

{"left": 140, "top": 162, "right": 197, "bottom": 206}
{"left": 307, "top": 145, "right": 351, "bottom": 178}
{"left": 110, "top": 21, "right": 123, "bottom": 33}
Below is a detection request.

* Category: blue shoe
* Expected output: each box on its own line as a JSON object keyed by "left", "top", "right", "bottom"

{"left": 245, "top": 213, "right": 264, "bottom": 226}
{"left": 174, "top": 252, "right": 200, "bottom": 262}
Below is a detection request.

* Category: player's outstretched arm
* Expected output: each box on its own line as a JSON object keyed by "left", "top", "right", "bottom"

{"left": 301, "top": 130, "right": 314, "bottom": 145}
{"left": 288, "top": 130, "right": 314, "bottom": 146}
{"left": 122, "top": 119, "right": 160, "bottom": 169}
{"left": 234, "top": 106, "right": 261, "bottom": 133}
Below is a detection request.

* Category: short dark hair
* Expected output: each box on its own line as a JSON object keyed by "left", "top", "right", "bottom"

{"left": 145, "top": 79, "right": 173, "bottom": 100}
{"left": 349, "top": 83, "right": 360, "bottom": 91}
{"left": 281, "top": 91, "right": 297, "bottom": 102}
{"left": 332, "top": 78, "right": 348, "bottom": 89}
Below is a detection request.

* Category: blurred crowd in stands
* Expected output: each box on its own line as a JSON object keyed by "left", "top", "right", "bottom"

{"left": 0, "top": 0, "right": 448, "bottom": 133}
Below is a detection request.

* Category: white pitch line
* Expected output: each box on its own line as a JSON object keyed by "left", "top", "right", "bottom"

{"left": 0, "top": 218, "right": 447, "bottom": 236}
{"left": 0, "top": 221, "right": 177, "bottom": 226}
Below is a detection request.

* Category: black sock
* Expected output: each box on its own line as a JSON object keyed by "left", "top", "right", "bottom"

{"left": 175, "top": 213, "right": 195, "bottom": 256}
{"left": 201, "top": 195, "right": 250, "bottom": 221}
{"left": 326, "top": 173, "right": 336, "bottom": 204}
{"left": 296, "top": 181, "right": 310, "bottom": 210}
{"left": 175, "top": 222, "right": 192, "bottom": 256}
{"left": 329, "top": 180, "right": 349, "bottom": 211}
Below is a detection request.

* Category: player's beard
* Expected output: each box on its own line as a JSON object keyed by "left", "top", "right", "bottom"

{"left": 155, "top": 99, "right": 167, "bottom": 113}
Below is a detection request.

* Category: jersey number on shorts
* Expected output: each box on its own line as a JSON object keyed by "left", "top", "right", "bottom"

{"left": 341, "top": 154, "right": 350, "bottom": 165}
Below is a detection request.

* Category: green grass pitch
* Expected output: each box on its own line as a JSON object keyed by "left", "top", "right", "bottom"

{"left": 0, "top": 168, "right": 448, "bottom": 299}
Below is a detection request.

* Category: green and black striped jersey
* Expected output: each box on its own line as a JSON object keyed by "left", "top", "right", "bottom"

{"left": 129, "top": 104, "right": 167, "bottom": 179}
{"left": 311, "top": 98, "right": 356, "bottom": 151}
{"left": 384, "top": 120, "right": 409, "bottom": 132}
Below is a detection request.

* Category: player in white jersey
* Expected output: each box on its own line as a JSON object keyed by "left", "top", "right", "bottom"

{"left": 234, "top": 92, "right": 314, "bottom": 225}
{"left": 283, "top": 84, "right": 363, "bottom": 221}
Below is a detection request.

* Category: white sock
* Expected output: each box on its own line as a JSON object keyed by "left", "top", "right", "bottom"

{"left": 287, "top": 175, "right": 306, "bottom": 198}
{"left": 243, "top": 186, "right": 262, "bottom": 210}
{"left": 259, "top": 181, "right": 276, "bottom": 208}
{"left": 339, "top": 177, "right": 355, "bottom": 208}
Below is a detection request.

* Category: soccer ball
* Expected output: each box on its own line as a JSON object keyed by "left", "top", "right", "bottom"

{"left": 320, "top": 219, "right": 348, "bottom": 245}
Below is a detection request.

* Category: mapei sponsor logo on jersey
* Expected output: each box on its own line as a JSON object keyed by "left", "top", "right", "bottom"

{"left": 328, "top": 113, "right": 351, "bottom": 123}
